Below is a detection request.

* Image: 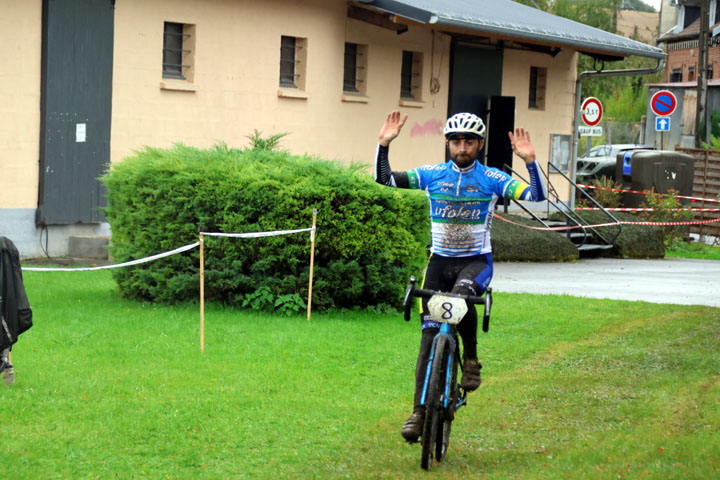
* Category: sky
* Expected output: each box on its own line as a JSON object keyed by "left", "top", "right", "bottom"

{"left": 643, "top": 0, "right": 662, "bottom": 11}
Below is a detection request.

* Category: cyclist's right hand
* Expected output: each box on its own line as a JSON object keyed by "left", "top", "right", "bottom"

{"left": 379, "top": 110, "right": 408, "bottom": 147}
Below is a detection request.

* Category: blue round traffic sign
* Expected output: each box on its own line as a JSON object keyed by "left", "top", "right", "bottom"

{"left": 650, "top": 90, "right": 677, "bottom": 116}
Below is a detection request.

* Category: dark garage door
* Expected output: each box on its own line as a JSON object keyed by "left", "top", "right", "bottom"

{"left": 37, "top": 0, "right": 114, "bottom": 225}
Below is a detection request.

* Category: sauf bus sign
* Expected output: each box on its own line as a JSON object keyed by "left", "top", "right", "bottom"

{"left": 579, "top": 97, "right": 603, "bottom": 136}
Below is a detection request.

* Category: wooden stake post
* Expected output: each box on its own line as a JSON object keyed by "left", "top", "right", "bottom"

{"left": 200, "top": 210, "right": 318, "bottom": 350}
{"left": 200, "top": 233, "right": 205, "bottom": 353}
{"left": 307, "top": 209, "right": 317, "bottom": 322}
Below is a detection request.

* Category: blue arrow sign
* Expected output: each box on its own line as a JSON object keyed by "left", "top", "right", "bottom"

{"left": 656, "top": 117, "right": 670, "bottom": 131}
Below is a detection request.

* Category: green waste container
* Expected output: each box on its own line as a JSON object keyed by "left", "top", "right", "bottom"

{"left": 616, "top": 150, "right": 695, "bottom": 208}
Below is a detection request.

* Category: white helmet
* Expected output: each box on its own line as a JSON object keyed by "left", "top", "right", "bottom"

{"left": 443, "top": 112, "right": 486, "bottom": 139}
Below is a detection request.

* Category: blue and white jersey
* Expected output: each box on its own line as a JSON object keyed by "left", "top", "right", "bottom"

{"left": 375, "top": 145, "right": 547, "bottom": 257}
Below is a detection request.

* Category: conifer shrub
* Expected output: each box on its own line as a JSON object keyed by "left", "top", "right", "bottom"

{"left": 102, "top": 144, "right": 429, "bottom": 313}
{"left": 491, "top": 214, "right": 579, "bottom": 262}
{"left": 550, "top": 211, "right": 665, "bottom": 258}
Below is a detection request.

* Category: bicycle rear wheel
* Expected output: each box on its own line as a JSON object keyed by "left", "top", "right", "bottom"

{"left": 421, "top": 336, "right": 449, "bottom": 471}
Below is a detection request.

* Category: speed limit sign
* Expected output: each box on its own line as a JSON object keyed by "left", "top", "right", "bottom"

{"left": 581, "top": 97, "right": 603, "bottom": 126}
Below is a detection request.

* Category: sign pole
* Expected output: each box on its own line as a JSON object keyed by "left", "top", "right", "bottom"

{"left": 307, "top": 209, "right": 317, "bottom": 322}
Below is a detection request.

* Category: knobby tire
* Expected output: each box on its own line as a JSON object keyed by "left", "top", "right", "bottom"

{"left": 436, "top": 349, "right": 458, "bottom": 462}
{"left": 421, "top": 337, "right": 449, "bottom": 471}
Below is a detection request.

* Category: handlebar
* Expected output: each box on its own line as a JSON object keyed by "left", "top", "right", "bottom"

{"left": 403, "top": 276, "right": 493, "bottom": 332}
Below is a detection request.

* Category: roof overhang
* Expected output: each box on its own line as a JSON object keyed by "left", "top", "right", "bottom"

{"left": 355, "top": 0, "right": 666, "bottom": 61}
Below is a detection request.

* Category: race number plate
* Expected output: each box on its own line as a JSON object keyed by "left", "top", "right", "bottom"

{"left": 427, "top": 294, "right": 467, "bottom": 325}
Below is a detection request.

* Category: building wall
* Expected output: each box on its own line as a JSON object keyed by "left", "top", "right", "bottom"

{"left": 111, "top": 0, "right": 451, "bottom": 172}
{"left": 502, "top": 48, "right": 578, "bottom": 188}
{"left": 0, "top": 1, "right": 41, "bottom": 211}
{"left": 1, "top": 0, "right": 579, "bottom": 258}
{"left": 666, "top": 43, "right": 720, "bottom": 81}
{"left": 660, "top": 0, "right": 680, "bottom": 36}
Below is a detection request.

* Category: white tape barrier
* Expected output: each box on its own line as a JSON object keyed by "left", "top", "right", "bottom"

{"left": 21, "top": 226, "right": 316, "bottom": 272}
{"left": 201, "top": 227, "right": 315, "bottom": 238}
{"left": 22, "top": 242, "right": 201, "bottom": 272}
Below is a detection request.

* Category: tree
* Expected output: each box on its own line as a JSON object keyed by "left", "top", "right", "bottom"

{"left": 621, "top": 0, "right": 657, "bottom": 12}
{"left": 513, "top": 0, "right": 552, "bottom": 10}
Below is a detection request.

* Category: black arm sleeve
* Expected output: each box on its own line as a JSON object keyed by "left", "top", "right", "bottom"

{"left": 374, "top": 144, "right": 410, "bottom": 188}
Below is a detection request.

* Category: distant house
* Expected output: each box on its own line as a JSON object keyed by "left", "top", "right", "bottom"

{"left": 0, "top": 0, "right": 664, "bottom": 259}
{"left": 649, "top": 0, "right": 720, "bottom": 147}
{"left": 658, "top": 0, "right": 720, "bottom": 83}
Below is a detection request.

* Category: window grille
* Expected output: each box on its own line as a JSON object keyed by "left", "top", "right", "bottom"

{"left": 400, "top": 51, "right": 414, "bottom": 98}
{"left": 528, "top": 66, "right": 547, "bottom": 110}
{"left": 280, "top": 36, "right": 298, "bottom": 87}
{"left": 163, "top": 22, "right": 191, "bottom": 79}
{"left": 344, "top": 43, "right": 359, "bottom": 93}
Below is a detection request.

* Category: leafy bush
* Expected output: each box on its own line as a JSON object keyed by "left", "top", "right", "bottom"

{"left": 580, "top": 176, "right": 622, "bottom": 209}
{"left": 491, "top": 214, "right": 579, "bottom": 262}
{"left": 640, "top": 188, "right": 693, "bottom": 249}
{"left": 102, "top": 143, "right": 429, "bottom": 313}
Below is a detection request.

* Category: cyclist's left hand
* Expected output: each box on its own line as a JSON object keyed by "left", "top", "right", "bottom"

{"left": 508, "top": 128, "right": 536, "bottom": 164}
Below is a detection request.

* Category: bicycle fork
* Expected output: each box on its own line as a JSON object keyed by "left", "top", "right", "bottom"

{"left": 419, "top": 324, "right": 467, "bottom": 413}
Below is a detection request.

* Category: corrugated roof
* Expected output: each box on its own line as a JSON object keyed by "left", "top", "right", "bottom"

{"left": 360, "top": 0, "right": 665, "bottom": 60}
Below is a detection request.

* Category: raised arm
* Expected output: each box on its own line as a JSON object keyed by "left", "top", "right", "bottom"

{"left": 506, "top": 128, "right": 546, "bottom": 201}
{"left": 375, "top": 111, "right": 411, "bottom": 188}
{"left": 379, "top": 110, "right": 408, "bottom": 147}
{"left": 508, "top": 128, "right": 536, "bottom": 164}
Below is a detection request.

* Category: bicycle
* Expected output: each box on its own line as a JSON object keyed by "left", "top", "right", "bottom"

{"left": 402, "top": 275, "right": 492, "bottom": 470}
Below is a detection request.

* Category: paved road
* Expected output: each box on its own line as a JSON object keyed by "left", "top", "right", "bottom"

{"left": 492, "top": 258, "right": 720, "bottom": 307}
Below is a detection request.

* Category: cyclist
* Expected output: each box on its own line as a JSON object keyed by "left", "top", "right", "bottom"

{"left": 374, "top": 110, "right": 547, "bottom": 443}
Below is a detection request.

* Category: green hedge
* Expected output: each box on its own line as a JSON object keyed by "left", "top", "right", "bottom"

{"left": 491, "top": 213, "right": 579, "bottom": 262}
{"left": 550, "top": 211, "right": 665, "bottom": 258}
{"left": 594, "top": 211, "right": 665, "bottom": 258}
{"left": 102, "top": 144, "right": 429, "bottom": 313}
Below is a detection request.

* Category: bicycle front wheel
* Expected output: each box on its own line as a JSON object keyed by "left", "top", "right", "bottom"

{"left": 421, "top": 336, "right": 449, "bottom": 471}
{"left": 436, "top": 351, "right": 459, "bottom": 462}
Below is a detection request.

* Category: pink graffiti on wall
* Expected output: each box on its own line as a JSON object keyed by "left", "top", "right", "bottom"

{"left": 410, "top": 119, "right": 444, "bottom": 137}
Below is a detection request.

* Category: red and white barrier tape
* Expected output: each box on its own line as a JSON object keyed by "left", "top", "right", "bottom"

{"left": 493, "top": 213, "right": 720, "bottom": 231}
{"left": 576, "top": 207, "right": 720, "bottom": 212}
{"left": 577, "top": 184, "right": 720, "bottom": 204}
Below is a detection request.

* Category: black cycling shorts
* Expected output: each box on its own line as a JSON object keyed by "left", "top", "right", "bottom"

{"left": 419, "top": 253, "right": 493, "bottom": 330}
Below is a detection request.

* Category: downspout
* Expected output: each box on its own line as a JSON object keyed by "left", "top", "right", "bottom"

{"left": 570, "top": 57, "right": 665, "bottom": 210}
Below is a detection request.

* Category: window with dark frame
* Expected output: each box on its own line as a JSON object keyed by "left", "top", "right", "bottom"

{"left": 400, "top": 50, "right": 414, "bottom": 99}
{"left": 343, "top": 43, "right": 359, "bottom": 93}
{"left": 670, "top": 68, "right": 682, "bottom": 82}
{"left": 162, "top": 22, "right": 189, "bottom": 80}
{"left": 529, "top": 66, "right": 538, "bottom": 108}
{"left": 528, "top": 66, "right": 546, "bottom": 110}
{"left": 688, "top": 66, "right": 696, "bottom": 82}
{"left": 280, "top": 36, "right": 297, "bottom": 88}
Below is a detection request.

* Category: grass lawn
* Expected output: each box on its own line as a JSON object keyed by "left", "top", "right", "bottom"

{"left": 1, "top": 269, "right": 718, "bottom": 479}
{"left": 665, "top": 240, "right": 720, "bottom": 260}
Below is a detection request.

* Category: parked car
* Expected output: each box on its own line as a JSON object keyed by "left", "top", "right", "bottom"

{"left": 576, "top": 144, "right": 654, "bottom": 181}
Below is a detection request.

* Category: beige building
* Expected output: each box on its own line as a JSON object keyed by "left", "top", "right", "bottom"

{"left": 0, "top": 0, "right": 665, "bottom": 258}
